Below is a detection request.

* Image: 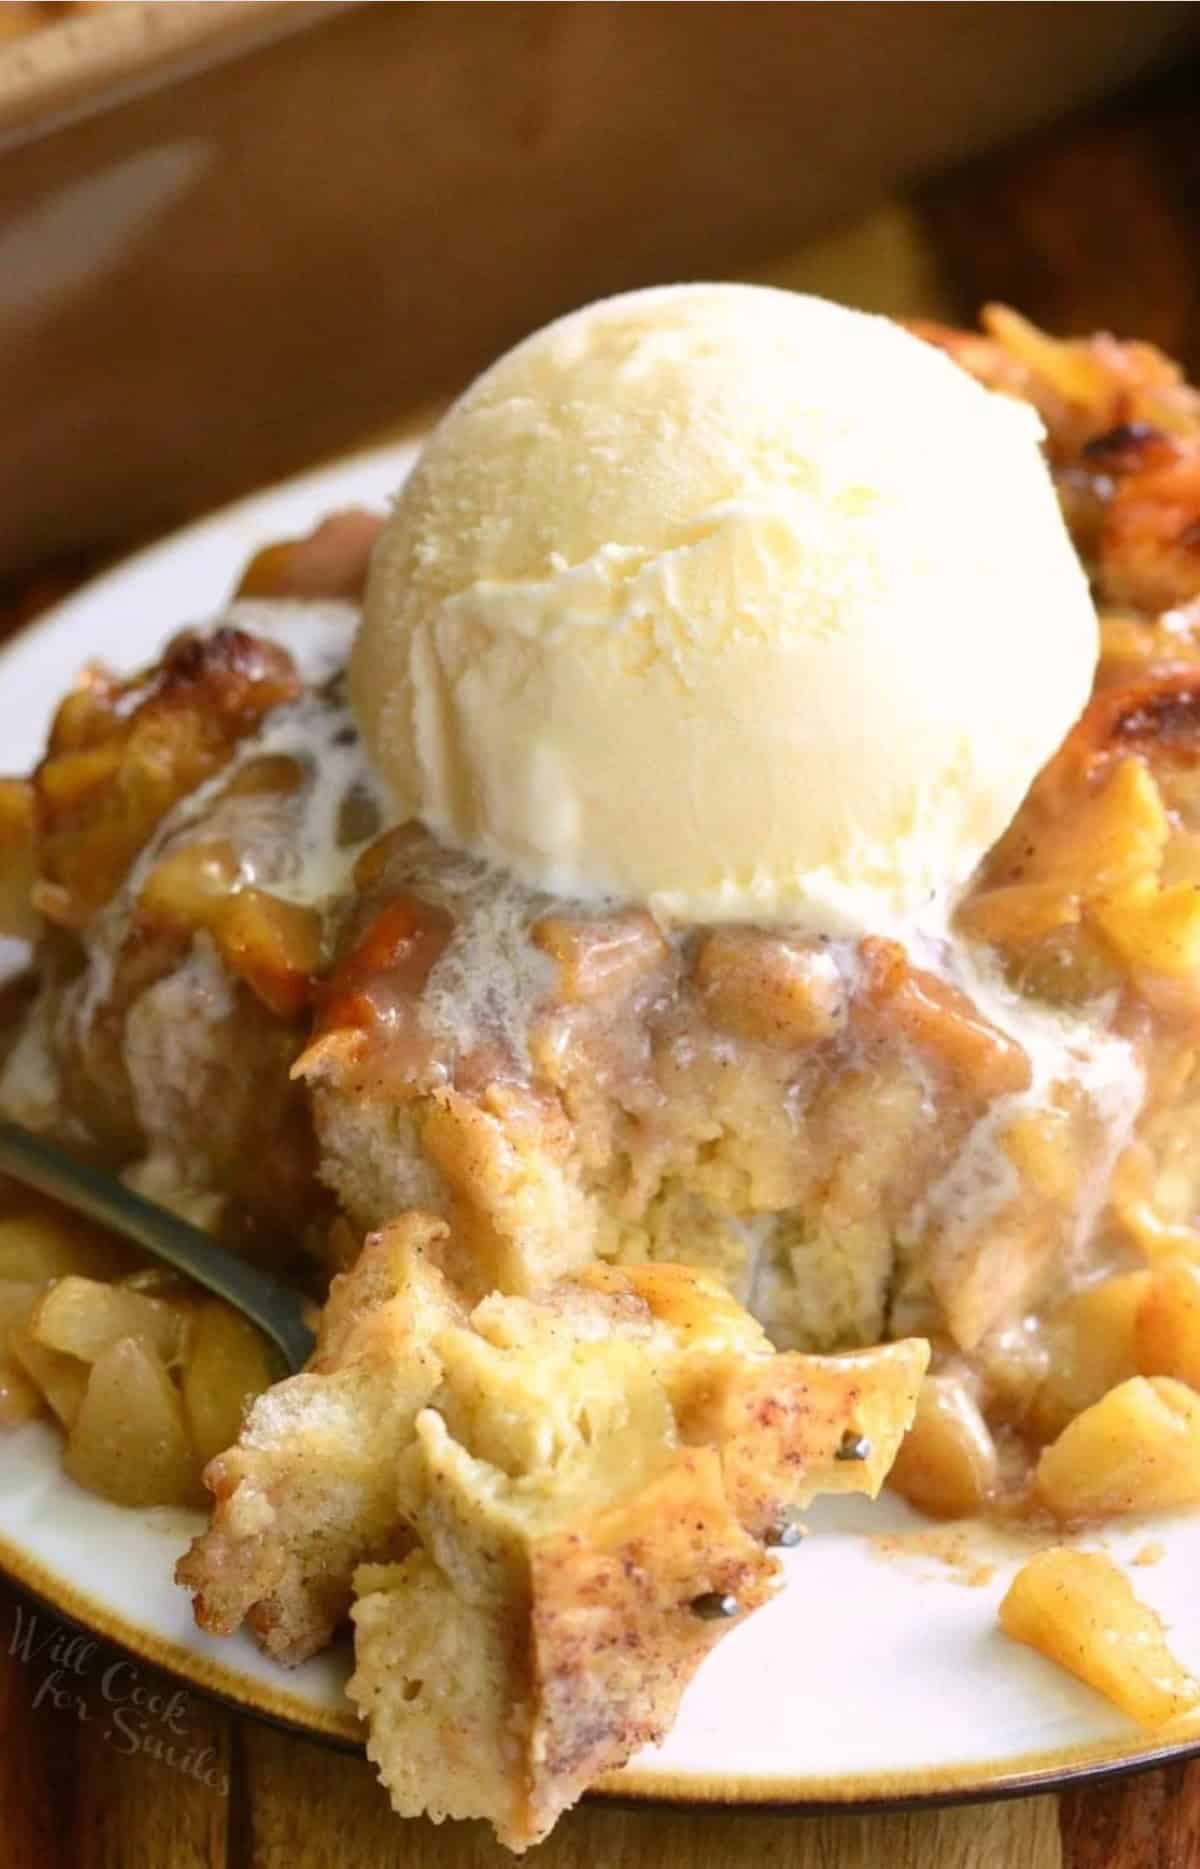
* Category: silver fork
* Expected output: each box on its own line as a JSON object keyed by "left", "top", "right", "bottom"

{"left": 0, "top": 1120, "right": 315, "bottom": 1372}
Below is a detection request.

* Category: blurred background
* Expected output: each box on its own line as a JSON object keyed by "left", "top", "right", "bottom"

{"left": 2, "top": 0, "right": 1200, "bottom": 596}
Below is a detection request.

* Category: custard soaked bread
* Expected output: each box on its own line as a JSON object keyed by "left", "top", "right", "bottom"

{"left": 183, "top": 1228, "right": 925, "bottom": 1848}
{"left": 300, "top": 822, "right": 1092, "bottom": 1361}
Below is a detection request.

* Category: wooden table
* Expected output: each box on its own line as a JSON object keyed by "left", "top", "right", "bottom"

{"left": 4, "top": 51, "right": 1200, "bottom": 1869}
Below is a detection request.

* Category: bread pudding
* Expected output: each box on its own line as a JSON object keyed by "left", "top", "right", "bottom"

{"left": 4, "top": 297, "right": 1200, "bottom": 1844}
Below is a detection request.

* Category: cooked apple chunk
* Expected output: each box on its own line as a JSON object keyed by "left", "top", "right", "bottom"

{"left": 1136, "top": 1256, "right": 1200, "bottom": 1390}
{"left": 182, "top": 1300, "right": 279, "bottom": 1466}
{"left": 9, "top": 1325, "right": 87, "bottom": 1429}
{"left": 0, "top": 1208, "right": 133, "bottom": 1285}
{"left": 1035, "top": 1377, "right": 1200, "bottom": 1520}
{"left": 0, "top": 1351, "right": 39, "bottom": 1426}
{"left": 1030, "top": 1272, "right": 1150, "bottom": 1442}
{"left": 30, "top": 1275, "right": 188, "bottom": 1368}
{"left": 1000, "top": 1548, "right": 1199, "bottom": 1728}
{"left": 64, "top": 1337, "right": 196, "bottom": 1508}
{"left": 887, "top": 1373, "right": 998, "bottom": 1519}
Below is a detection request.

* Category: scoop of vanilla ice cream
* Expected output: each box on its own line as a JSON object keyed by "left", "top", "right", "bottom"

{"left": 353, "top": 284, "right": 1097, "bottom": 929}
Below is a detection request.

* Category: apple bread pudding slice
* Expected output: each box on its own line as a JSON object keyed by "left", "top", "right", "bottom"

{"left": 179, "top": 1230, "right": 925, "bottom": 1846}
{"left": 9, "top": 308, "right": 1200, "bottom": 1848}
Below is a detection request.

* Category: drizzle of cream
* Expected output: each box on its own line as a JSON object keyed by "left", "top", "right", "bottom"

{"left": 905, "top": 936, "right": 1144, "bottom": 1284}
{"left": 69, "top": 605, "right": 389, "bottom": 1049}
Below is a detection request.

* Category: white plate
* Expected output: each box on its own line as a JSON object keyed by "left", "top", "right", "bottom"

{"left": 1, "top": 442, "right": 1198, "bottom": 1807}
